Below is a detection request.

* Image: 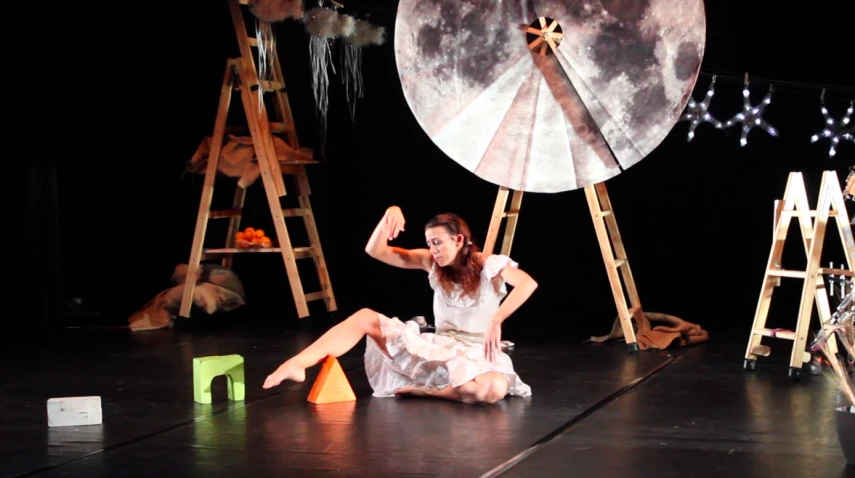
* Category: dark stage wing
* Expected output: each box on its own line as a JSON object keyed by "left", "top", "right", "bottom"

{"left": 394, "top": 0, "right": 706, "bottom": 193}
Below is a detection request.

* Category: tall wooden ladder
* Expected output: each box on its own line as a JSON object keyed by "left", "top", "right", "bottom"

{"left": 483, "top": 182, "right": 645, "bottom": 352}
{"left": 179, "top": 0, "right": 337, "bottom": 320}
{"left": 744, "top": 171, "right": 855, "bottom": 377}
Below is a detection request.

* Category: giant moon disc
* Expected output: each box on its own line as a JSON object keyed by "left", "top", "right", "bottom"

{"left": 394, "top": 0, "right": 706, "bottom": 193}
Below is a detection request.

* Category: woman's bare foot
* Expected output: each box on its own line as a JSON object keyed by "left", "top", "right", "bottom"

{"left": 394, "top": 385, "right": 432, "bottom": 398}
{"left": 263, "top": 360, "right": 306, "bottom": 389}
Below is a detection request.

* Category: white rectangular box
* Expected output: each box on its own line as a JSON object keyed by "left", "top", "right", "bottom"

{"left": 47, "top": 396, "right": 102, "bottom": 427}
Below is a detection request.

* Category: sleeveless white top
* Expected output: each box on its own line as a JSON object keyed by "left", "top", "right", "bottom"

{"left": 429, "top": 254, "right": 518, "bottom": 335}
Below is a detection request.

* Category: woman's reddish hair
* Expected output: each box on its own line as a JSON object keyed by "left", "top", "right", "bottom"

{"left": 425, "top": 213, "right": 494, "bottom": 299}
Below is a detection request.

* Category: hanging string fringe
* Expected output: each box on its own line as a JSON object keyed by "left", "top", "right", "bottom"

{"left": 256, "top": 19, "right": 277, "bottom": 113}
{"left": 309, "top": 36, "right": 334, "bottom": 152}
{"left": 247, "top": 1, "right": 387, "bottom": 154}
{"left": 340, "top": 43, "right": 363, "bottom": 122}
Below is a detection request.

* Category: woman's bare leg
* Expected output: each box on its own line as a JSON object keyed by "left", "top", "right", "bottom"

{"left": 395, "top": 372, "right": 509, "bottom": 405}
{"left": 263, "top": 308, "right": 384, "bottom": 389}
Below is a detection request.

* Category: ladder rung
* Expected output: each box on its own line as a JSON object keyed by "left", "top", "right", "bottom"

{"left": 201, "top": 246, "right": 316, "bottom": 259}
{"left": 780, "top": 210, "right": 838, "bottom": 216}
{"left": 204, "top": 247, "right": 282, "bottom": 255}
{"left": 767, "top": 269, "right": 806, "bottom": 278}
{"left": 209, "top": 209, "right": 242, "bottom": 219}
{"left": 752, "top": 328, "right": 795, "bottom": 340}
{"left": 819, "top": 267, "right": 854, "bottom": 277}
{"left": 614, "top": 258, "right": 627, "bottom": 268}
{"left": 304, "top": 291, "right": 329, "bottom": 302}
{"left": 283, "top": 208, "right": 310, "bottom": 217}
{"left": 226, "top": 122, "right": 290, "bottom": 133}
{"left": 503, "top": 210, "right": 520, "bottom": 218}
{"left": 293, "top": 247, "right": 318, "bottom": 258}
{"left": 255, "top": 80, "right": 286, "bottom": 92}
{"left": 599, "top": 210, "right": 613, "bottom": 216}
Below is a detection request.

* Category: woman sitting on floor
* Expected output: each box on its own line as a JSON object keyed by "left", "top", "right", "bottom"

{"left": 263, "top": 206, "right": 537, "bottom": 405}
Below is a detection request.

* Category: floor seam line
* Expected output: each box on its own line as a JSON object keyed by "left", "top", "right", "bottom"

{"left": 478, "top": 351, "right": 687, "bottom": 478}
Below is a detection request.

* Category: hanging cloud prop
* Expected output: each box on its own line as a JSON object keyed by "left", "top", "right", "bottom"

{"left": 243, "top": 1, "right": 388, "bottom": 155}
{"left": 341, "top": 17, "right": 385, "bottom": 46}
{"left": 304, "top": 7, "right": 356, "bottom": 38}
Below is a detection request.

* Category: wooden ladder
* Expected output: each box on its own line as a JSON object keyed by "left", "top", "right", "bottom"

{"left": 484, "top": 187, "right": 524, "bottom": 256}
{"left": 179, "top": 0, "right": 337, "bottom": 320}
{"left": 484, "top": 182, "right": 645, "bottom": 352}
{"left": 744, "top": 171, "right": 855, "bottom": 377}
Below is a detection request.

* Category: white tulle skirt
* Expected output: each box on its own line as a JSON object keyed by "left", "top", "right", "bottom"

{"left": 363, "top": 314, "right": 532, "bottom": 398}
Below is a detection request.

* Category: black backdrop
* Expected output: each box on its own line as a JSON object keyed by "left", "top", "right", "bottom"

{"left": 21, "top": 0, "right": 855, "bottom": 343}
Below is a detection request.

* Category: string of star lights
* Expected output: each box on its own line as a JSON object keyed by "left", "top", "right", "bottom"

{"left": 723, "top": 73, "right": 778, "bottom": 147}
{"left": 811, "top": 89, "right": 855, "bottom": 158}
{"left": 675, "top": 71, "right": 855, "bottom": 158}
{"left": 679, "top": 75, "right": 723, "bottom": 141}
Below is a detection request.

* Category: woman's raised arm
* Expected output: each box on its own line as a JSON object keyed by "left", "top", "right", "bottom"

{"left": 365, "top": 206, "right": 432, "bottom": 272}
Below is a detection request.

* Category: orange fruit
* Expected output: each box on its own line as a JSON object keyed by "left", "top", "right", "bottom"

{"left": 254, "top": 229, "right": 265, "bottom": 239}
{"left": 261, "top": 236, "right": 272, "bottom": 246}
{"left": 244, "top": 227, "right": 255, "bottom": 238}
{"left": 235, "top": 231, "right": 245, "bottom": 241}
{"left": 250, "top": 236, "right": 262, "bottom": 243}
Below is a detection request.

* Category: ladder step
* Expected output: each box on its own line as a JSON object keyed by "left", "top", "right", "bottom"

{"left": 780, "top": 210, "right": 838, "bottom": 217}
{"left": 304, "top": 290, "right": 330, "bottom": 302}
{"left": 293, "top": 246, "right": 318, "bottom": 258}
{"left": 752, "top": 328, "right": 795, "bottom": 340}
{"left": 282, "top": 207, "right": 310, "bottom": 217}
{"left": 202, "top": 246, "right": 318, "bottom": 259}
{"left": 767, "top": 269, "right": 806, "bottom": 278}
{"left": 503, "top": 210, "right": 520, "bottom": 218}
{"left": 269, "top": 122, "right": 289, "bottom": 132}
{"left": 226, "top": 122, "right": 290, "bottom": 133}
{"left": 209, "top": 209, "right": 242, "bottom": 219}
{"left": 820, "top": 267, "right": 855, "bottom": 277}
{"left": 599, "top": 209, "right": 613, "bottom": 216}
{"left": 203, "top": 247, "right": 282, "bottom": 255}
{"left": 614, "top": 258, "right": 627, "bottom": 267}
{"left": 262, "top": 80, "right": 286, "bottom": 92}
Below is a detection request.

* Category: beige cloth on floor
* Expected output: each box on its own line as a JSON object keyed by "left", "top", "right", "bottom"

{"left": 128, "top": 264, "right": 246, "bottom": 331}
{"left": 588, "top": 312, "right": 709, "bottom": 350}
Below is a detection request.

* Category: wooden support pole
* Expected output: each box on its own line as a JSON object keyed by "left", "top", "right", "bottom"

{"left": 483, "top": 181, "right": 644, "bottom": 352}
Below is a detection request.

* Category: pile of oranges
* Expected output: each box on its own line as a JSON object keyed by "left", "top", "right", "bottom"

{"left": 236, "top": 227, "right": 273, "bottom": 249}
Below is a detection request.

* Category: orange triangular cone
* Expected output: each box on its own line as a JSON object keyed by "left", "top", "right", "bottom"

{"left": 307, "top": 356, "right": 357, "bottom": 404}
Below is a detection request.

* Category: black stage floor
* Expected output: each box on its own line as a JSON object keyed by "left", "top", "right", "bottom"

{"left": 4, "top": 319, "right": 855, "bottom": 477}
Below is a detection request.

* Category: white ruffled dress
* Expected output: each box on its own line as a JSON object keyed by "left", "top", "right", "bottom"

{"left": 364, "top": 254, "right": 532, "bottom": 399}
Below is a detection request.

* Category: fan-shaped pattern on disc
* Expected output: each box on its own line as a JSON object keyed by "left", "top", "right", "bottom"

{"left": 394, "top": 0, "right": 706, "bottom": 193}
